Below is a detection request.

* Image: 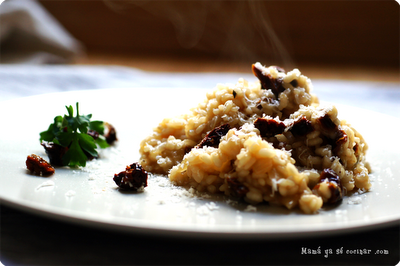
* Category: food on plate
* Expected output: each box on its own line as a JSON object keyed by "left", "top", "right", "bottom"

{"left": 102, "top": 122, "right": 118, "bottom": 144}
{"left": 113, "top": 163, "right": 148, "bottom": 191}
{"left": 139, "top": 62, "right": 371, "bottom": 214}
{"left": 39, "top": 102, "right": 116, "bottom": 167}
{"left": 26, "top": 154, "right": 55, "bottom": 176}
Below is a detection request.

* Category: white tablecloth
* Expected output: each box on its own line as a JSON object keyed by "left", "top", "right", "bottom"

{"left": 0, "top": 65, "right": 399, "bottom": 118}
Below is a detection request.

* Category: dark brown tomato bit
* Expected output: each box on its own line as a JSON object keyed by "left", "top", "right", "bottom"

{"left": 319, "top": 168, "right": 341, "bottom": 185}
{"left": 104, "top": 123, "right": 117, "bottom": 144}
{"left": 251, "top": 64, "right": 286, "bottom": 98}
{"left": 256, "top": 99, "right": 263, "bottom": 110}
{"left": 87, "top": 123, "right": 117, "bottom": 145}
{"left": 227, "top": 178, "right": 249, "bottom": 198}
{"left": 289, "top": 116, "right": 314, "bottom": 137}
{"left": 318, "top": 114, "right": 337, "bottom": 131}
{"left": 41, "top": 142, "right": 68, "bottom": 166}
{"left": 113, "top": 163, "right": 148, "bottom": 191}
{"left": 254, "top": 117, "right": 286, "bottom": 138}
{"left": 333, "top": 130, "right": 348, "bottom": 154}
{"left": 313, "top": 168, "right": 343, "bottom": 204}
{"left": 353, "top": 143, "right": 359, "bottom": 156}
{"left": 335, "top": 131, "right": 348, "bottom": 146}
{"left": 184, "top": 146, "right": 193, "bottom": 154}
{"left": 289, "top": 79, "right": 298, "bottom": 87}
{"left": 196, "top": 124, "right": 231, "bottom": 149}
{"left": 26, "top": 154, "right": 55, "bottom": 176}
{"left": 317, "top": 114, "right": 347, "bottom": 154}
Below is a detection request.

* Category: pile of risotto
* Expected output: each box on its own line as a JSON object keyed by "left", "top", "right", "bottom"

{"left": 139, "top": 63, "right": 371, "bottom": 214}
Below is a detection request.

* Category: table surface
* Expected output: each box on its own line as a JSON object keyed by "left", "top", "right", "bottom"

{"left": 1, "top": 56, "right": 399, "bottom": 266}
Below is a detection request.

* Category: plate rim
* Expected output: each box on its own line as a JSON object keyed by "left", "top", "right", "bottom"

{"left": 1, "top": 87, "right": 400, "bottom": 239}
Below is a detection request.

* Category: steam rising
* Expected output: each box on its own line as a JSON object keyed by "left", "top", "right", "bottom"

{"left": 248, "top": 1, "right": 293, "bottom": 68}
{"left": 103, "top": 1, "right": 293, "bottom": 68}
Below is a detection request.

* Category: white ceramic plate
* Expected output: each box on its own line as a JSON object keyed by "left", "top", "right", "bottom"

{"left": 1, "top": 88, "right": 399, "bottom": 239}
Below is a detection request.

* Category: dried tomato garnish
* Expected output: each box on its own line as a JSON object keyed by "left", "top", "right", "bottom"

{"left": 26, "top": 154, "right": 55, "bottom": 176}
{"left": 113, "top": 163, "right": 148, "bottom": 191}
{"left": 313, "top": 168, "right": 343, "bottom": 204}
{"left": 254, "top": 117, "right": 286, "bottom": 138}
{"left": 252, "top": 64, "right": 286, "bottom": 98}
{"left": 318, "top": 114, "right": 337, "bottom": 131}
{"left": 196, "top": 124, "right": 231, "bottom": 149}
{"left": 41, "top": 142, "right": 68, "bottom": 166}
{"left": 317, "top": 114, "right": 347, "bottom": 155}
{"left": 104, "top": 122, "right": 117, "bottom": 144}
{"left": 289, "top": 116, "right": 314, "bottom": 137}
{"left": 227, "top": 178, "right": 249, "bottom": 198}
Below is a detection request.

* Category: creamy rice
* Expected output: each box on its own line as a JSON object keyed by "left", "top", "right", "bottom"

{"left": 139, "top": 63, "right": 371, "bottom": 214}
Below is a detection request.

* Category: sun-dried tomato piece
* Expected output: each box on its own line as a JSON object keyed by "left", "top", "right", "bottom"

{"left": 317, "top": 114, "right": 347, "bottom": 154}
{"left": 113, "top": 163, "right": 148, "bottom": 191}
{"left": 254, "top": 117, "right": 286, "bottom": 138}
{"left": 227, "top": 178, "right": 249, "bottom": 198}
{"left": 104, "top": 122, "right": 117, "bottom": 144}
{"left": 335, "top": 131, "right": 348, "bottom": 148}
{"left": 196, "top": 124, "right": 231, "bottom": 149}
{"left": 313, "top": 168, "right": 343, "bottom": 204}
{"left": 26, "top": 154, "right": 55, "bottom": 176}
{"left": 41, "top": 142, "right": 68, "bottom": 166}
{"left": 252, "top": 64, "right": 286, "bottom": 98}
{"left": 318, "top": 114, "right": 337, "bottom": 131}
{"left": 289, "top": 116, "right": 314, "bottom": 137}
{"left": 320, "top": 168, "right": 341, "bottom": 185}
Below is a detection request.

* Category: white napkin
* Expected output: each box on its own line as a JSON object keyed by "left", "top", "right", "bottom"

{"left": 0, "top": 0, "right": 83, "bottom": 64}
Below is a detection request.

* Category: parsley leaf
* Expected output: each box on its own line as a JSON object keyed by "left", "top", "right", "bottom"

{"left": 39, "top": 102, "right": 110, "bottom": 167}
{"left": 89, "top": 121, "right": 105, "bottom": 135}
{"left": 62, "top": 134, "right": 87, "bottom": 167}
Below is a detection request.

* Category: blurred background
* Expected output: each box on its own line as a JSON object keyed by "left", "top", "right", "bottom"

{"left": 1, "top": 0, "right": 399, "bottom": 81}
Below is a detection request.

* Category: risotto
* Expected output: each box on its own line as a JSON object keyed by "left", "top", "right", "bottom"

{"left": 139, "top": 63, "right": 371, "bottom": 214}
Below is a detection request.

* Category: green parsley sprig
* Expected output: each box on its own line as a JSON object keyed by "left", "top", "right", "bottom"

{"left": 40, "top": 102, "right": 109, "bottom": 167}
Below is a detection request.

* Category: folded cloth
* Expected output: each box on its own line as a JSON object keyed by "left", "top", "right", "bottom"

{"left": 0, "top": 0, "right": 83, "bottom": 64}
